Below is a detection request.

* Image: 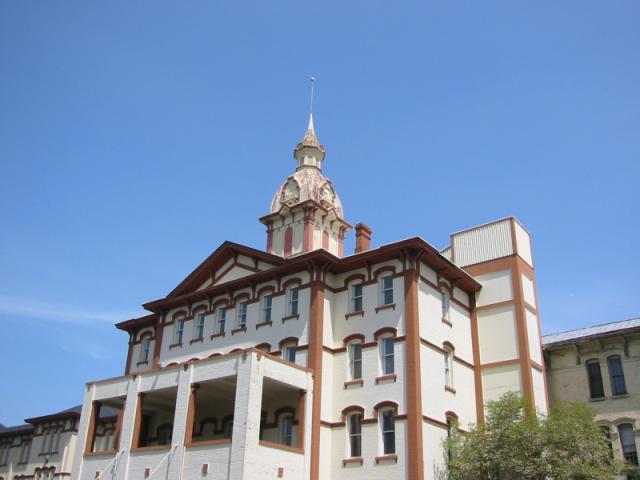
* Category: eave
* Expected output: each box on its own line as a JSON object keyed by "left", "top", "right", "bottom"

{"left": 140, "top": 236, "right": 480, "bottom": 315}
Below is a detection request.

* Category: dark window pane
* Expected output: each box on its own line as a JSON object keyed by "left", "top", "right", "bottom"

{"left": 607, "top": 356, "right": 627, "bottom": 395}
{"left": 587, "top": 361, "right": 604, "bottom": 399}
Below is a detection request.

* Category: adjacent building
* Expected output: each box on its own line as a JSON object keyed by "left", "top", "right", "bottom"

{"left": 0, "top": 407, "right": 80, "bottom": 480}
{"left": 543, "top": 318, "right": 640, "bottom": 469}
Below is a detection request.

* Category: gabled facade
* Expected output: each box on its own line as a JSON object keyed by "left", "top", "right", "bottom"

{"left": 65, "top": 116, "right": 547, "bottom": 480}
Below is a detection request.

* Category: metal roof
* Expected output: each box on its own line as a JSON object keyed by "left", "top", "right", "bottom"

{"left": 542, "top": 317, "right": 640, "bottom": 347}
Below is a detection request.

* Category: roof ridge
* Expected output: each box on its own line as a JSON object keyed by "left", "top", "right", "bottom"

{"left": 542, "top": 316, "right": 640, "bottom": 338}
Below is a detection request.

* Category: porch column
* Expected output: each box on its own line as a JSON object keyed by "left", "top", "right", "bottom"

{"left": 229, "top": 352, "right": 264, "bottom": 480}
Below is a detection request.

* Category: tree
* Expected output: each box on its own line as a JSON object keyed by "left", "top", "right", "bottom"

{"left": 443, "top": 392, "right": 620, "bottom": 480}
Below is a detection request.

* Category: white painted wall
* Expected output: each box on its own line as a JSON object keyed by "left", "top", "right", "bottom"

{"left": 481, "top": 364, "right": 522, "bottom": 404}
{"left": 474, "top": 270, "right": 513, "bottom": 307}
{"left": 513, "top": 221, "right": 534, "bottom": 267}
{"left": 477, "top": 305, "right": 519, "bottom": 364}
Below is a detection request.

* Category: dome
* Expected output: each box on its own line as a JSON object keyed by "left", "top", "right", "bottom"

{"left": 270, "top": 167, "right": 344, "bottom": 218}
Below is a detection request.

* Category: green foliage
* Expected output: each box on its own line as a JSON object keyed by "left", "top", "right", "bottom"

{"left": 443, "top": 392, "right": 620, "bottom": 480}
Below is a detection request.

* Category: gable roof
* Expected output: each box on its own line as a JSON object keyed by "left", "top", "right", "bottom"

{"left": 166, "top": 241, "right": 284, "bottom": 299}
{"left": 140, "top": 237, "right": 481, "bottom": 315}
{"left": 542, "top": 317, "right": 640, "bottom": 347}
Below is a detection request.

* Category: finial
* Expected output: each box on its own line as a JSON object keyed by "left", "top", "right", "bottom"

{"left": 308, "top": 76, "right": 316, "bottom": 133}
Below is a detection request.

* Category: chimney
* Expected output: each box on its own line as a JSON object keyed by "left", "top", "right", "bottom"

{"left": 354, "top": 223, "right": 372, "bottom": 253}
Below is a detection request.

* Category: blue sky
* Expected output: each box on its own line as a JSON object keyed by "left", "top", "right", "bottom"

{"left": 1, "top": 1, "right": 638, "bottom": 426}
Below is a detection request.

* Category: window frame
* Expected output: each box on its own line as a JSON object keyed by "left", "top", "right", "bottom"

{"left": 237, "top": 301, "right": 248, "bottom": 328}
{"left": 194, "top": 313, "right": 205, "bottom": 340}
{"left": 379, "top": 275, "right": 394, "bottom": 306}
{"left": 618, "top": 423, "right": 639, "bottom": 466}
{"left": 441, "top": 288, "right": 450, "bottom": 320}
{"left": 444, "top": 346, "right": 454, "bottom": 388}
{"left": 348, "top": 342, "right": 363, "bottom": 380}
{"left": 261, "top": 294, "right": 273, "bottom": 323}
{"left": 287, "top": 287, "right": 299, "bottom": 316}
{"left": 140, "top": 336, "right": 151, "bottom": 363}
{"left": 380, "top": 408, "right": 396, "bottom": 455}
{"left": 606, "top": 355, "right": 627, "bottom": 396}
{"left": 586, "top": 358, "right": 605, "bottom": 399}
{"left": 280, "top": 414, "right": 294, "bottom": 447}
{"left": 283, "top": 343, "right": 297, "bottom": 363}
{"left": 347, "top": 413, "right": 362, "bottom": 458}
{"left": 173, "top": 318, "right": 185, "bottom": 344}
{"left": 350, "top": 283, "right": 364, "bottom": 313}
{"left": 379, "top": 336, "right": 395, "bottom": 375}
{"left": 216, "top": 308, "right": 227, "bottom": 335}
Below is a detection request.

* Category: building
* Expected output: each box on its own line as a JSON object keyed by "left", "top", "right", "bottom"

{"left": 543, "top": 318, "right": 640, "bottom": 470}
{"left": 0, "top": 406, "right": 80, "bottom": 480}
{"left": 48, "top": 114, "right": 548, "bottom": 480}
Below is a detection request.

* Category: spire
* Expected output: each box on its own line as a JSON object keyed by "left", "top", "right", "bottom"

{"left": 294, "top": 76, "right": 325, "bottom": 168}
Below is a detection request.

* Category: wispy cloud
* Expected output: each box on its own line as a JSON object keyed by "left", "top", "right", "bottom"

{"left": 0, "top": 295, "right": 142, "bottom": 327}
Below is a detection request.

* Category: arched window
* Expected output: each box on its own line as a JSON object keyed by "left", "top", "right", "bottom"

{"left": 379, "top": 335, "right": 394, "bottom": 375}
{"left": 444, "top": 345, "right": 454, "bottom": 388}
{"left": 261, "top": 294, "right": 273, "bottom": 322}
{"left": 347, "top": 413, "right": 362, "bottom": 458}
{"left": 287, "top": 287, "right": 299, "bottom": 316}
{"left": 349, "top": 282, "right": 364, "bottom": 313}
{"left": 194, "top": 313, "right": 206, "bottom": 340}
{"left": 380, "top": 408, "right": 396, "bottom": 455}
{"left": 284, "top": 227, "right": 293, "bottom": 256}
{"left": 280, "top": 414, "right": 294, "bottom": 446}
{"left": 140, "top": 336, "right": 151, "bottom": 362}
{"left": 618, "top": 423, "right": 638, "bottom": 466}
{"left": 236, "top": 301, "right": 248, "bottom": 328}
{"left": 173, "top": 318, "right": 185, "bottom": 344}
{"left": 348, "top": 341, "right": 363, "bottom": 380}
{"left": 215, "top": 307, "right": 226, "bottom": 335}
{"left": 600, "top": 425, "right": 613, "bottom": 459}
{"left": 606, "top": 355, "right": 627, "bottom": 396}
{"left": 586, "top": 359, "right": 605, "bottom": 399}
{"left": 280, "top": 339, "right": 298, "bottom": 363}
{"left": 446, "top": 413, "right": 458, "bottom": 460}
{"left": 379, "top": 275, "right": 394, "bottom": 306}
{"left": 441, "top": 288, "right": 450, "bottom": 320}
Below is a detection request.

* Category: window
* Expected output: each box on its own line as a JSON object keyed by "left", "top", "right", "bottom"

{"left": 586, "top": 359, "right": 605, "bottom": 399}
{"left": 280, "top": 415, "right": 294, "bottom": 447}
{"left": 444, "top": 347, "right": 454, "bottom": 388}
{"left": 349, "top": 343, "right": 363, "bottom": 380}
{"left": 262, "top": 295, "right": 272, "bottom": 322}
{"left": 140, "top": 336, "right": 151, "bottom": 362}
{"left": 0, "top": 442, "right": 11, "bottom": 465}
{"left": 601, "top": 426, "right": 613, "bottom": 459}
{"left": 619, "top": 423, "right": 638, "bottom": 466}
{"left": 380, "top": 337, "right": 394, "bottom": 375}
{"left": 174, "top": 318, "right": 185, "bottom": 344}
{"left": 288, "top": 287, "right": 299, "bottom": 316}
{"left": 156, "top": 424, "right": 173, "bottom": 446}
{"left": 222, "top": 417, "right": 234, "bottom": 438}
{"left": 194, "top": 314, "right": 205, "bottom": 340}
{"left": 283, "top": 343, "right": 297, "bottom": 363}
{"left": 351, "top": 283, "right": 363, "bottom": 312}
{"left": 446, "top": 417, "right": 456, "bottom": 460}
{"left": 381, "top": 409, "right": 395, "bottom": 454}
{"left": 607, "top": 356, "right": 627, "bottom": 395}
{"left": 380, "top": 275, "right": 394, "bottom": 305}
{"left": 441, "top": 289, "right": 450, "bottom": 319}
{"left": 237, "top": 302, "right": 248, "bottom": 327}
{"left": 348, "top": 413, "right": 362, "bottom": 457}
{"left": 216, "top": 308, "right": 226, "bottom": 334}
